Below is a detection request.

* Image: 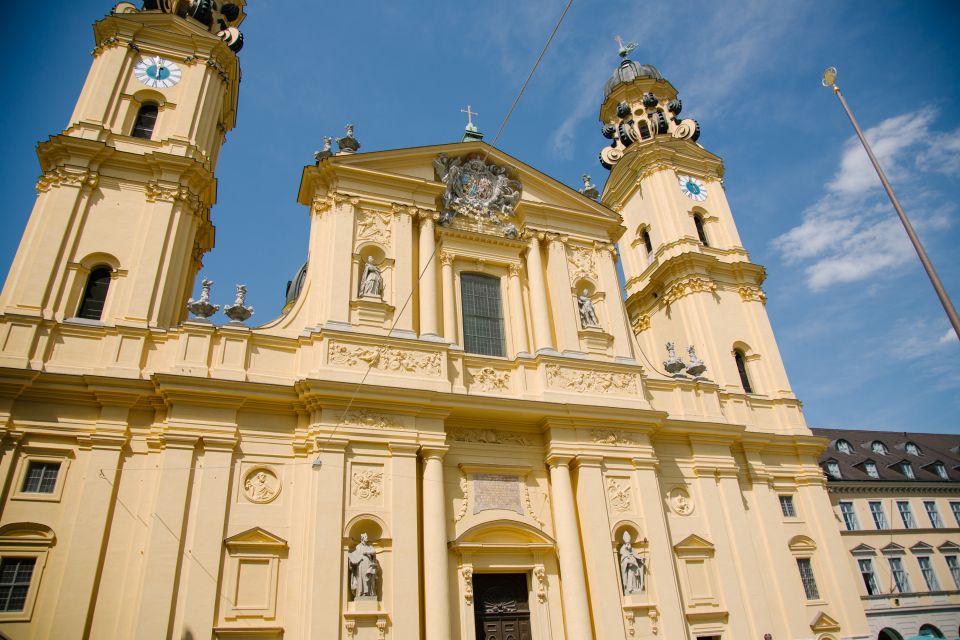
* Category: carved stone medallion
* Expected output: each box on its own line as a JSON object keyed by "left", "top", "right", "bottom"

{"left": 669, "top": 487, "right": 694, "bottom": 516}
{"left": 242, "top": 467, "right": 281, "bottom": 504}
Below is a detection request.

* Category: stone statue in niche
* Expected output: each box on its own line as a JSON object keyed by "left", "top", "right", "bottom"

{"left": 619, "top": 531, "right": 645, "bottom": 594}
{"left": 359, "top": 257, "right": 383, "bottom": 298}
{"left": 347, "top": 532, "right": 380, "bottom": 599}
{"left": 578, "top": 289, "right": 601, "bottom": 329}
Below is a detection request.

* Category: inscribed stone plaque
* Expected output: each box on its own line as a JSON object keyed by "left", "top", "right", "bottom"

{"left": 472, "top": 473, "right": 524, "bottom": 515}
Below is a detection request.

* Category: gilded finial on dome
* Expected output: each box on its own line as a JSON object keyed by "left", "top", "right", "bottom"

{"left": 615, "top": 35, "right": 638, "bottom": 59}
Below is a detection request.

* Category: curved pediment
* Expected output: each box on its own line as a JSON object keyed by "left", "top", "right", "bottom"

{"left": 451, "top": 519, "right": 555, "bottom": 552}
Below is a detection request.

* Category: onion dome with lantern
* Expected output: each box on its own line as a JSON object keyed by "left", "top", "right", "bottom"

{"left": 598, "top": 37, "right": 701, "bottom": 171}
{"left": 138, "top": 0, "right": 246, "bottom": 52}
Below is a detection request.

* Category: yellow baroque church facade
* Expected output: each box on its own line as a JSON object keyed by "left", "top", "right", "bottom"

{"left": 0, "top": 2, "right": 874, "bottom": 640}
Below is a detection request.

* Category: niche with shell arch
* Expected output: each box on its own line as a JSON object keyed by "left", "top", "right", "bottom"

{"left": 611, "top": 520, "right": 648, "bottom": 598}
{"left": 353, "top": 243, "right": 392, "bottom": 301}
{"left": 572, "top": 278, "right": 605, "bottom": 330}
{"left": 342, "top": 514, "right": 390, "bottom": 604}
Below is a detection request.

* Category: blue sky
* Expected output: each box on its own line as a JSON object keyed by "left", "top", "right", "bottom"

{"left": 1, "top": 1, "right": 958, "bottom": 433}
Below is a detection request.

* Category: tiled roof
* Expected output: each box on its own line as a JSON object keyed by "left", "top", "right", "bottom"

{"left": 811, "top": 428, "right": 960, "bottom": 483}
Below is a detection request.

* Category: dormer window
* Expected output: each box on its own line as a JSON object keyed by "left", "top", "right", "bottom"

{"left": 836, "top": 439, "right": 853, "bottom": 454}
{"left": 898, "top": 462, "right": 915, "bottom": 479}
{"left": 932, "top": 462, "right": 948, "bottom": 480}
{"left": 871, "top": 441, "right": 888, "bottom": 456}
{"left": 905, "top": 441, "right": 921, "bottom": 456}
{"left": 863, "top": 460, "right": 879, "bottom": 479}
{"left": 825, "top": 460, "right": 841, "bottom": 480}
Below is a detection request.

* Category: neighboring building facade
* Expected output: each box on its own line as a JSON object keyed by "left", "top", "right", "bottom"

{"left": 813, "top": 429, "right": 960, "bottom": 640}
{"left": 0, "top": 3, "right": 875, "bottom": 640}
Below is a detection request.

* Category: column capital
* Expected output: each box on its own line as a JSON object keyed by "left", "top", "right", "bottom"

{"left": 418, "top": 210, "right": 439, "bottom": 224}
{"left": 420, "top": 445, "right": 449, "bottom": 461}
{"left": 545, "top": 454, "right": 573, "bottom": 468}
{"left": 439, "top": 251, "right": 455, "bottom": 266}
{"left": 508, "top": 262, "right": 522, "bottom": 277}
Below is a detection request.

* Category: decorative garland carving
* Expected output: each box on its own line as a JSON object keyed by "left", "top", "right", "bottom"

{"left": 448, "top": 429, "right": 531, "bottom": 446}
{"left": 545, "top": 365, "right": 638, "bottom": 395}
{"left": 356, "top": 208, "right": 392, "bottom": 248}
{"left": 329, "top": 342, "right": 442, "bottom": 377}
{"left": 35, "top": 169, "right": 99, "bottom": 193}
{"left": 468, "top": 366, "right": 511, "bottom": 393}
{"left": 661, "top": 276, "right": 717, "bottom": 305}
{"left": 523, "top": 483, "right": 546, "bottom": 528}
{"left": 534, "top": 565, "right": 547, "bottom": 603}
{"left": 462, "top": 566, "right": 474, "bottom": 605}
{"left": 351, "top": 469, "right": 383, "bottom": 501}
{"left": 591, "top": 430, "right": 639, "bottom": 446}
{"left": 738, "top": 285, "right": 767, "bottom": 303}
{"left": 455, "top": 473, "right": 469, "bottom": 522}
{"left": 607, "top": 478, "right": 632, "bottom": 511}
{"left": 567, "top": 245, "right": 598, "bottom": 284}
{"left": 338, "top": 409, "right": 402, "bottom": 429}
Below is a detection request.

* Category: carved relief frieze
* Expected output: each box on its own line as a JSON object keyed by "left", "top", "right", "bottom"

{"left": 546, "top": 365, "right": 639, "bottom": 395}
{"left": 467, "top": 366, "right": 511, "bottom": 393}
{"left": 337, "top": 409, "right": 402, "bottom": 430}
{"left": 351, "top": 469, "right": 384, "bottom": 501}
{"left": 567, "top": 245, "right": 598, "bottom": 284}
{"left": 591, "top": 430, "right": 639, "bottom": 446}
{"left": 328, "top": 341, "right": 442, "bottom": 377}
{"left": 607, "top": 478, "right": 632, "bottom": 511}
{"left": 661, "top": 276, "right": 717, "bottom": 305}
{"left": 35, "top": 168, "right": 99, "bottom": 193}
{"left": 448, "top": 428, "right": 531, "bottom": 446}
{"left": 355, "top": 208, "right": 393, "bottom": 248}
{"left": 738, "top": 285, "right": 767, "bottom": 303}
{"left": 242, "top": 467, "right": 281, "bottom": 504}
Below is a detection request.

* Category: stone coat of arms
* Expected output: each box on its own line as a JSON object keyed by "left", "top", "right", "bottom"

{"left": 433, "top": 153, "right": 522, "bottom": 238}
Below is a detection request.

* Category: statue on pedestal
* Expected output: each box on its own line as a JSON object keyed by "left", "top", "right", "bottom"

{"left": 347, "top": 533, "right": 379, "bottom": 599}
{"left": 578, "top": 289, "right": 601, "bottom": 329}
{"left": 359, "top": 257, "right": 383, "bottom": 298}
{"left": 619, "top": 531, "right": 645, "bottom": 595}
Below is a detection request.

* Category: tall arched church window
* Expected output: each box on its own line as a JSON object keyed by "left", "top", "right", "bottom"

{"left": 77, "top": 267, "right": 112, "bottom": 320}
{"left": 642, "top": 229, "right": 653, "bottom": 255}
{"left": 734, "top": 349, "right": 752, "bottom": 393}
{"left": 460, "top": 273, "right": 505, "bottom": 357}
{"left": 131, "top": 103, "right": 159, "bottom": 139}
{"left": 694, "top": 214, "right": 709, "bottom": 246}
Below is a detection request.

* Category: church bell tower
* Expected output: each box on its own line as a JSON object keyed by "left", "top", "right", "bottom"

{"left": 598, "top": 42, "right": 805, "bottom": 432}
{"left": 0, "top": 0, "right": 246, "bottom": 330}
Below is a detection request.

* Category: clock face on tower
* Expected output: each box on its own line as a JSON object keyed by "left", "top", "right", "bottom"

{"left": 134, "top": 56, "right": 182, "bottom": 89}
{"left": 677, "top": 175, "right": 708, "bottom": 202}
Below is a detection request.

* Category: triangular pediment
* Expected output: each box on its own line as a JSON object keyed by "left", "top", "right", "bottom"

{"left": 810, "top": 611, "right": 841, "bottom": 632}
{"left": 299, "top": 141, "right": 622, "bottom": 229}
{"left": 850, "top": 543, "right": 876, "bottom": 556}
{"left": 938, "top": 541, "right": 960, "bottom": 552}
{"left": 910, "top": 542, "right": 934, "bottom": 554}
{"left": 881, "top": 542, "right": 905, "bottom": 555}
{"left": 674, "top": 534, "right": 714, "bottom": 554}
{"left": 225, "top": 526, "right": 288, "bottom": 549}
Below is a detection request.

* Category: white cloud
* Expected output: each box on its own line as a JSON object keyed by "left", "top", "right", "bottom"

{"left": 773, "top": 107, "right": 959, "bottom": 291}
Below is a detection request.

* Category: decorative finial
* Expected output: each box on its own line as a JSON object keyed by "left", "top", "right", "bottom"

{"left": 685, "top": 345, "right": 708, "bottom": 378}
{"left": 186, "top": 278, "right": 219, "bottom": 319}
{"left": 224, "top": 284, "right": 254, "bottom": 323}
{"left": 615, "top": 35, "right": 638, "bottom": 59}
{"left": 579, "top": 174, "right": 599, "bottom": 200}
{"left": 314, "top": 136, "right": 333, "bottom": 162}
{"left": 337, "top": 124, "right": 360, "bottom": 154}
{"left": 460, "top": 105, "right": 484, "bottom": 142}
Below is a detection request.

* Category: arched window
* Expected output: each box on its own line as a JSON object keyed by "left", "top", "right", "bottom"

{"left": 460, "top": 273, "right": 505, "bottom": 357}
{"left": 642, "top": 229, "right": 652, "bottom": 255}
{"left": 77, "top": 267, "right": 112, "bottom": 320}
{"left": 918, "top": 624, "right": 944, "bottom": 638}
{"left": 733, "top": 349, "right": 752, "bottom": 393}
{"left": 824, "top": 460, "right": 841, "bottom": 480}
{"left": 131, "top": 103, "right": 159, "bottom": 139}
{"left": 871, "top": 441, "right": 888, "bottom": 456}
{"left": 693, "top": 214, "right": 709, "bottom": 246}
{"left": 836, "top": 439, "right": 853, "bottom": 454}
{"left": 905, "top": 441, "right": 922, "bottom": 456}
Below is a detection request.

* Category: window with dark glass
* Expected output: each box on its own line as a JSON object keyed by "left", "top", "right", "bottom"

{"left": 642, "top": 229, "right": 653, "bottom": 255}
{"left": 932, "top": 462, "right": 948, "bottom": 480}
{"left": 0, "top": 557, "right": 35, "bottom": 612}
{"left": 796, "top": 558, "right": 820, "bottom": 599}
{"left": 897, "top": 501, "right": 915, "bottom": 528}
{"left": 888, "top": 557, "right": 911, "bottom": 592}
{"left": 946, "top": 555, "right": 960, "bottom": 588}
{"left": 917, "top": 556, "right": 940, "bottom": 591}
{"left": 460, "top": 273, "right": 506, "bottom": 357}
{"left": 77, "top": 267, "right": 112, "bottom": 320}
{"left": 924, "top": 501, "right": 943, "bottom": 528}
{"left": 693, "top": 214, "right": 709, "bottom": 246}
{"left": 779, "top": 495, "right": 796, "bottom": 517}
{"left": 858, "top": 558, "right": 881, "bottom": 595}
{"left": 840, "top": 502, "right": 859, "bottom": 530}
{"left": 131, "top": 103, "right": 159, "bottom": 139}
{"left": 22, "top": 461, "right": 60, "bottom": 494}
{"left": 734, "top": 349, "right": 752, "bottom": 393}
{"left": 869, "top": 501, "right": 888, "bottom": 529}
{"left": 951, "top": 501, "right": 960, "bottom": 526}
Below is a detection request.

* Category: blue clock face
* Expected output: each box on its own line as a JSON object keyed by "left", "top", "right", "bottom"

{"left": 134, "top": 56, "right": 182, "bottom": 89}
{"left": 677, "top": 175, "right": 708, "bottom": 202}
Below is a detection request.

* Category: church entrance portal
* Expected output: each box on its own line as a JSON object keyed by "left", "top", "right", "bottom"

{"left": 473, "top": 573, "right": 532, "bottom": 640}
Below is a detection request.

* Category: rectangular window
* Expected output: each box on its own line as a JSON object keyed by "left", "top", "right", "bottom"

{"left": 946, "top": 556, "right": 960, "bottom": 589}
{"left": 858, "top": 558, "right": 881, "bottom": 595}
{"left": 796, "top": 558, "right": 820, "bottom": 600}
{"left": 779, "top": 495, "right": 796, "bottom": 518}
{"left": 917, "top": 556, "right": 940, "bottom": 591}
{"left": 951, "top": 502, "right": 960, "bottom": 526}
{"left": 0, "top": 557, "right": 36, "bottom": 612}
{"left": 897, "top": 501, "right": 915, "bottom": 529}
{"left": 869, "top": 501, "right": 888, "bottom": 529}
{"left": 840, "top": 502, "right": 859, "bottom": 531}
{"left": 21, "top": 462, "right": 59, "bottom": 494}
{"left": 924, "top": 501, "right": 943, "bottom": 528}
{"left": 460, "top": 273, "right": 506, "bottom": 357}
{"left": 888, "top": 557, "right": 911, "bottom": 593}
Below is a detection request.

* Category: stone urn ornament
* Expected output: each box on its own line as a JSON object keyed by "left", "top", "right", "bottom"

{"left": 186, "top": 278, "right": 219, "bottom": 319}
{"left": 224, "top": 284, "right": 254, "bottom": 323}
